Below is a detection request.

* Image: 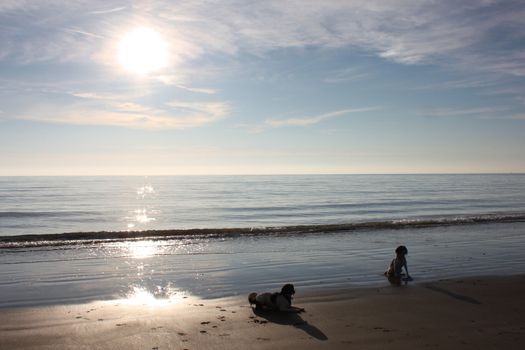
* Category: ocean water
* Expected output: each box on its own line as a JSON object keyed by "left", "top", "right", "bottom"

{"left": 1, "top": 174, "right": 525, "bottom": 237}
{"left": 1, "top": 174, "right": 525, "bottom": 307}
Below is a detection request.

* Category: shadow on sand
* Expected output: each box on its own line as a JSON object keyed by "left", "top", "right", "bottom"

{"left": 252, "top": 308, "right": 328, "bottom": 340}
{"left": 425, "top": 284, "right": 482, "bottom": 305}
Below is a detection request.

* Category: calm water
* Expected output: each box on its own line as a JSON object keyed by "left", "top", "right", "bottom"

{"left": 1, "top": 174, "right": 525, "bottom": 308}
{"left": 1, "top": 174, "right": 525, "bottom": 236}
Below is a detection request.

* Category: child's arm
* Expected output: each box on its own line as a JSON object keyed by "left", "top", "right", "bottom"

{"left": 403, "top": 260, "right": 412, "bottom": 279}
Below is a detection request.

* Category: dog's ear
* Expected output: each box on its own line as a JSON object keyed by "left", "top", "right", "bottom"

{"left": 248, "top": 292, "right": 257, "bottom": 304}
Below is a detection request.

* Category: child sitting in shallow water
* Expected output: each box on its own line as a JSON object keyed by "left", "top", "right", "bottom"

{"left": 385, "top": 245, "right": 412, "bottom": 283}
{"left": 248, "top": 283, "right": 305, "bottom": 313}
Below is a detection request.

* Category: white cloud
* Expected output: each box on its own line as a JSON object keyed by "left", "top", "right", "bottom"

{"left": 113, "top": 102, "right": 159, "bottom": 114}
{"left": 165, "top": 100, "right": 230, "bottom": 122}
{"left": 16, "top": 100, "right": 230, "bottom": 129}
{"left": 175, "top": 85, "right": 217, "bottom": 95}
{"left": 256, "top": 107, "right": 378, "bottom": 131}
{"left": 151, "top": 0, "right": 525, "bottom": 77}
{"left": 424, "top": 107, "right": 509, "bottom": 117}
{"left": 414, "top": 77, "right": 505, "bottom": 91}
{"left": 88, "top": 6, "right": 127, "bottom": 15}
{"left": 2, "top": 1, "right": 525, "bottom": 130}
{"left": 481, "top": 87, "right": 524, "bottom": 96}
{"left": 2, "top": 1, "right": 525, "bottom": 78}
{"left": 323, "top": 67, "right": 371, "bottom": 84}
{"left": 155, "top": 75, "right": 217, "bottom": 94}
{"left": 62, "top": 91, "right": 227, "bottom": 128}
{"left": 63, "top": 28, "right": 106, "bottom": 40}
{"left": 70, "top": 91, "right": 128, "bottom": 100}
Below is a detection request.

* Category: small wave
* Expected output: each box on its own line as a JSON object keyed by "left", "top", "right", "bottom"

{"left": 0, "top": 211, "right": 96, "bottom": 218}
{"left": 0, "top": 211, "right": 56, "bottom": 218}
{"left": 1, "top": 212, "right": 525, "bottom": 249}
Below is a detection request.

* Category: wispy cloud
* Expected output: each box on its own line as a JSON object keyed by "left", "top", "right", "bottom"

{"left": 63, "top": 28, "right": 106, "bottom": 40}
{"left": 174, "top": 85, "right": 218, "bottom": 95}
{"left": 11, "top": 92, "right": 230, "bottom": 129}
{"left": 481, "top": 87, "right": 524, "bottom": 96}
{"left": 155, "top": 75, "right": 217, "bottom": 94}
{"left": 15, "top": 100, "right": 229, "bottom": 129}
{"left": 70, "top": 91, "right": 127, "bottom": 100}
{"left": 2, "top": 0, "right": 525, "bottom": 130}
{"left": 424, "top": 106, "right": 509, "bottom": 118}
{"left": 0, "top": 1, "right": 115, "bottom": 63}
{"left": 165, "top": 100, "right": 230, "bottom": 123}
{"left": 153, "top": 0, "right": 525, "bottom": 78}
{"left": 88, "top": 6, "right": 126, "bottom": 15}
{"left": 58, "top": 89, "right": 229, "bottom": 129}
{"left": 516, "top": 96, "right": 525, "bottom": 104}
{"left": 113, "top": 102, "right": 160, "bottom": 114}
{"left": 414, "top": 76, "right": 505, "bottom": 91}
{"left": 255, "top": 107, "right": 378, "bottom": 132}
{"left": 323, "top": 67, "right": 371, "bottom": 84}
{"left": 2, "top": 1, "right": 525, "bottom": 79}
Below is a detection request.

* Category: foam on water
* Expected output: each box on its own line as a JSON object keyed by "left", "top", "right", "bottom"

{"left": 1, "top": 211, "right": 525, "bottom": 248}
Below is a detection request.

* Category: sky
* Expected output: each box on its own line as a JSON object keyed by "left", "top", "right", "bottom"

{"left": 1, "top": 0, "right": 525, "bottom": 175}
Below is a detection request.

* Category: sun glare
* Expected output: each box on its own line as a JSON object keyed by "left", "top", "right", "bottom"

{"left": 118, "top": 27, "right": 168, "bottom": 74}
{"left": 124, "top": 240, "right": 162, "bottom": 259}
{"left": 118, "top": 286, "right": 187, "bottom": 307}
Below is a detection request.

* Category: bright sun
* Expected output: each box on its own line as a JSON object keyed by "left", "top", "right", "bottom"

{"left": 118, "top": 27, "right": 168, "bottom": 75}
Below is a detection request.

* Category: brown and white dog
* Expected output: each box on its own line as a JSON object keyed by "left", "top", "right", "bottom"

{"left": 248, "top": 283, "right": 305, "bottom": 313}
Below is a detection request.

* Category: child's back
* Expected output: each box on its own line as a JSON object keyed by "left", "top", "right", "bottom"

{"left": 385, "top": 245, "right": 410, "bottom": 282}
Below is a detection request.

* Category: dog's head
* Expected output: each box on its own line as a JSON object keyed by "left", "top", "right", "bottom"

{"left": 395, "top": 245, "right": 408, "bottom": 255}
{"left": 281, "top": 283, "right": 295, "bottom": 296}
{"left": 248, "top": 292, "right": 257, "bottom": 304}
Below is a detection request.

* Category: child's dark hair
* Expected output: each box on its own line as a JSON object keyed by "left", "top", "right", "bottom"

{"left": 395, "top": 245, "right": 408, "bottom": 255}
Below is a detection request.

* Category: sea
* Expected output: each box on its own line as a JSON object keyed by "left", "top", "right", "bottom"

{"left": 1, "top": 174, "right": 525, "bottom": 308}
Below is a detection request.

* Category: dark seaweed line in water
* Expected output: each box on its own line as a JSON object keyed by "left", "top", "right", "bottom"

{"left": 1, "top": 213, "right": 525, "bottom": 249}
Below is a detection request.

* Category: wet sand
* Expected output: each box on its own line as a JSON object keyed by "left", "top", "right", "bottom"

{"left": 1, "top": 275, "right": 524, "bottom": 350}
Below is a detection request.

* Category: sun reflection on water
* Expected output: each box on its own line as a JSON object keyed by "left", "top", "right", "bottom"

{"left": 119, "top": 285, "right": 187, "bottom": 307}
{"left": 126, "top": 208, "right": 156, "bottom": 230}
{"left": 137, "top": 184, "right": 155, "bottom": 198}
{"left": 126, "top": 182, "right": 158, "bottom": 230}
{"left": 120, "top": 240, "right": 164, "bottom": 259}
{"left": 135, "top": 208, "right": 156, "bottom": 223}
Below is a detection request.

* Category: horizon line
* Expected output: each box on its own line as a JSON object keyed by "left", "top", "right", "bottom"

{"left": 1, "top": 172, "right": 524, "bottom": 177}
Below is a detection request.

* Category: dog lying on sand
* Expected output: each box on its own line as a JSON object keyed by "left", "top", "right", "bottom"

{"left": 248, "top": 284, "right": 305, "bottom": 313}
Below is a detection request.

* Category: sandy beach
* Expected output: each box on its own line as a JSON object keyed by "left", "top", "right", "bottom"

{"left": 2, "top": 275, "right": 524, "bottom": 350}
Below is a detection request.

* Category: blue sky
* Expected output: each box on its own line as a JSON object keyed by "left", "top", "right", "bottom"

{"left": 1, "top": 0, "right": 524, "bottom": 175}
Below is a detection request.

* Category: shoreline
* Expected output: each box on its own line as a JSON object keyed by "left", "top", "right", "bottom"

{"left": 2, "top": 212, "right": 525, "bottom": 248}
{"left": 3, "top": 221, "right": 525, "bottom": 308}
{"left": 2, "top": 274, "right": 524, "bottom": 349}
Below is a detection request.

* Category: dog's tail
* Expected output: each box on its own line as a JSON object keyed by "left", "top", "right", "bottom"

{"left": 248, "top": 292, "right": 257, "bottom": 305}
